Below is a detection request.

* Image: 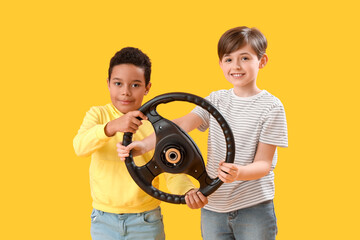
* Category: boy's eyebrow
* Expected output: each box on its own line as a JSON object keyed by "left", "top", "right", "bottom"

{"left": 111, "top": 78, "right": 144, "bottom": 83}
{"left": 224, "top": 52, "right": 250, "bottom": 57}
{"left": 129, "top": 79, "right": 144, "bottom": 84}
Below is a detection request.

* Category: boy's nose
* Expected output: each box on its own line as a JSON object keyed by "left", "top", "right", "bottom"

{"left": 234, "top": 60, "right": 242, "bottom": 69}
{"left": 121, "top": 86, "right": 131, "bottom": 96}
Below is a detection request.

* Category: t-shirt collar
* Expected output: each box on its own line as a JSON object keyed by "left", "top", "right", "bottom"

{"left": 231, "top": 88, "right": 267, "bottom": 100}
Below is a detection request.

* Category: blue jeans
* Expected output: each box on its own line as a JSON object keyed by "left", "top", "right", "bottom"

{"left": 201, "top": 201, "right": 277, "bottom": 240}
{"left": 90, "top": 207, "right": 165, "bottom": 240}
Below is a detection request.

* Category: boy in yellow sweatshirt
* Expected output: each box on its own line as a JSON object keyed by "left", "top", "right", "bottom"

{"left": 73, "top": 47, "right": 205, "bottom": 240}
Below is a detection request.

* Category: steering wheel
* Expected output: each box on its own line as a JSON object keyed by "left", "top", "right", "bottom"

{"left": 122, "top": 92, "right": 235, "bottom": 204}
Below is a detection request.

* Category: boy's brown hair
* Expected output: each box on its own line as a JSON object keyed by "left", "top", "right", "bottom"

{"left": 218, "top": 26, "right": 267, "bottom": 60}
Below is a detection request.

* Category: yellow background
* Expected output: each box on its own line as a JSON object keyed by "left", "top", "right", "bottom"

{"left": 1, "top": 0, "right": 359, "bottom": 239}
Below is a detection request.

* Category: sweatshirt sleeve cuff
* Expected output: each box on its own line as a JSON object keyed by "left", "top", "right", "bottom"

{"left": 96, "top": 123, "right": 110, "bottom": 141}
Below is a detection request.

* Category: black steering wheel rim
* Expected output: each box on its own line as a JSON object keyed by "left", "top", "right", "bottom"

{"left": 122, "top": 92, "right": 235, "bottom": 204}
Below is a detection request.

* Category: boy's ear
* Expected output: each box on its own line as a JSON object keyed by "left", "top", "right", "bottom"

{"left": 145, "top": 82, "right": 152, "bottom": 95}
{"left": 107, "top": 78, "right": 110, "bottom": 89}
{"left": 219, "top": 59, "right": 224, "bottom": 69}
{"left": 259, "top": 54, "right": 268, "bottom": 69}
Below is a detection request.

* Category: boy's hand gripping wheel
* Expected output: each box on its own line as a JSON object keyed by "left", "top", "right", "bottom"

{"left": 122, "top": 93, "right": 235, "bottom": 204}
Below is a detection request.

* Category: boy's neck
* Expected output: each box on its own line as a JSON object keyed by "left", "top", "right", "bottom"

{"left": 109, "top": 103, "right": 126, "bottom": 116}
{"left": 233, "top": 86, "right": 262, "bottom": 98}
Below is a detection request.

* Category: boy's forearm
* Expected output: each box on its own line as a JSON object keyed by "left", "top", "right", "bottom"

{"left": 142, "top": 133, "right": 156, "bottom": 152}
{"left": 236, "top": 161, "right": 272, "bottom": 181}
{"left": 233, "top": 142, "right": 276, "bottom": 181}
{"left": 172, "top": 112, "right": 203, "bottom": 133}
{"left": 236, "top": 142, "right": 275, "bottom": 180}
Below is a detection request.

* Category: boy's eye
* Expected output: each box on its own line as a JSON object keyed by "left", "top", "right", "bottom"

{"left": 115, "top": 82, "right": 121, "bottom": 86}
{"left": 241, "top": 57, "right": 249, "bottom": 61}
{"left": 224, "top": 58, "right": 232, "bottom": 63}
{"left": 132, "top": 84, "right": 140, "bottom": 88}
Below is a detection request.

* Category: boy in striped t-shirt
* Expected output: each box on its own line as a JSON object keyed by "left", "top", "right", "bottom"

{"left": 117, "top": 26, "right": 288, "bottom": 240}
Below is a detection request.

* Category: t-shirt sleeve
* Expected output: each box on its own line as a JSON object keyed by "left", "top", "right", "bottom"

{"left": 191, "top": 94, "right": 214, "bottom": 132}
{"left": 259, "top": 101, "right": 288, "bottom": 148}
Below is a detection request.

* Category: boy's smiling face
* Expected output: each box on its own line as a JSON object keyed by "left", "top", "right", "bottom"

{"left": 219, "top": 44, "right": 267, "bottom": 94}
{"left": 108, "top": 64, "right": 151, "bottom": 114}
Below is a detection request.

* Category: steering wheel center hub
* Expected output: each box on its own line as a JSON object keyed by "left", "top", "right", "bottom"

{"left": 161, "top": 145, "right": 184, "bottom": 167}
{"left": 165, "top": 148, "right": 181, "bottom": 164}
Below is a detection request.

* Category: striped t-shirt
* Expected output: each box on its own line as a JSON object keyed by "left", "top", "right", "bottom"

{"left": 192, "top": 89, "right": 288, "bottom": 212}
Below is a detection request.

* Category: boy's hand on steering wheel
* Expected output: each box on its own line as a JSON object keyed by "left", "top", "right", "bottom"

{"left": 185, "top": 188, "right": 208, "bottom": 209}
{"left": 105, "top": 110, "right": 148, "bottom": 136}
{"left": 217, "top": 161, "right": 241, "bottom": 183}
{"left": 117, "top": 141, "right": 146, "bottom": 161}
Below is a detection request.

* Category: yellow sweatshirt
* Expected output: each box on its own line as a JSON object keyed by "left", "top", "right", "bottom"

{"left": 73, "top": 103, "right": 194, "bottom": 213}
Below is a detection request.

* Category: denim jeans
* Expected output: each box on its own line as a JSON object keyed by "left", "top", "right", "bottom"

{"left": 90, "top": 207, "right": 165, "bottom": 240}
{"left": 201, "top": 201, "right": 277, "bottom": 240}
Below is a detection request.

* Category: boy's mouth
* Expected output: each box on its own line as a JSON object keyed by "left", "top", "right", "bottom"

{"left": 231, "top": 73, "right": 245, "bottom": 78}
{"left": 119, "top": 100, "right": 133, "bottom": 105}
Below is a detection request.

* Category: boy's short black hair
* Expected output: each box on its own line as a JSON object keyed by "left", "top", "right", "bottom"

{"left": 218, "top": 26, "right": 267, "bottom": 60}
{"left": 108, "top": 47, "right": 151, "bottom": 85}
